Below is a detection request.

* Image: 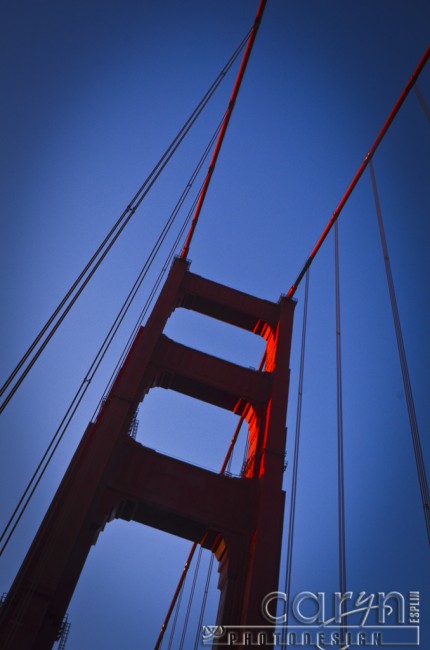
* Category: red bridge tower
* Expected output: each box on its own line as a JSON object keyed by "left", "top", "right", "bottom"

{"left": 0, "top": 256, "right": 295, "bottom": 648}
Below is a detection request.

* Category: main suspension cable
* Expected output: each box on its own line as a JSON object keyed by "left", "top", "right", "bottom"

{"left": 0, "top": 27, "right": 252, "bottom": 414}
{"left": 180, "top": 0, "right": 267, "bottom": 259}
{"left": 0, "top": 116, "right": 225, "bottom": 557}
{"left": 287, "top": 45, "right": 430, "bottom": 299}
{"left": 369, "top": 160, "right": 430, "bottom": 544}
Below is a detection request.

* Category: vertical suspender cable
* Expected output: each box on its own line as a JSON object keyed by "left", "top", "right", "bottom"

{"left": 178, "top": 546, "right": 203, "bottom": 650}
{"left": 369, "top": 160, "right": 430, "bottom": 544}
{"left": 193, "top": 553, "right": 215, "bottom": 650}
{"left": 334, "top": 221, "right": 348, "bottom": 649}
{"left": 155, "top": 544, "right": 198, "bottom": 650}
{"left": 166, "top": 582, "right": 185, "bottom": 650}
{"left": 281, "top": 269, "right": 309, "bottom": 646}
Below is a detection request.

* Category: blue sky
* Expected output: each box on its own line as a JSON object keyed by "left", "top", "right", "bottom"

{"left": 1, "top": 1, "right": 430, "bottom": 648}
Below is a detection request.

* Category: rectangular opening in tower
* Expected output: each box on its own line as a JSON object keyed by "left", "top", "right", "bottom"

{"left": 135, "top": 389, "right": 247, "bottom": 476}
{"left": 163, "top": 308, "right": 266, "bottom": 369}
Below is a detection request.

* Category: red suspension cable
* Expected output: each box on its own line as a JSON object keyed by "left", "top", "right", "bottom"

{"left": 180, "top": 0, "right": 267, "bottom": 259}
{"left": 287, "top": 45, "right": 430, "bottom": 299}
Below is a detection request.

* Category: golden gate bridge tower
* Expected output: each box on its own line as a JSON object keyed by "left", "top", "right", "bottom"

{"left": 0, "top": 2, "right": 429, "bottom": 649}
{"left": 0, "top": 254, "right": 295, "bottom": 649}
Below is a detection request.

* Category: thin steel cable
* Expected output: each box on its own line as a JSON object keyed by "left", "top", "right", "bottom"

{"left": 193, "top": 554, "right": 215, "bottom": 650}
{"left": 92, "top": 197, "right": 197, "bottom": 420}
{"left": 334, "top": 221, "right": 348, "bottom": 650}
{"left": 281, "top": 269, "right": 309, "bottom": 646}
{"left": 369, "top": 160, "right": 430, "bottom": 543}
{"left": 225, "top": 448, "right": 234, "bottom": 474}
{"left": 237, "top": 353, "right": 267, "bottom": 475}
{"left": 166, "top": 582, "right": 185, "bottom": 650}
{"left": 0, "top": 28, "right": 251, "bottom": 414}
{"left": 155, "top": 543, "right": 198, "bottom": 650}
{"left": 0, "top": 118, "right": 224, "bottom": 556}
{"left": 242, "top": 435, "right": 250, "bottom": 472}
{"left": 414, "top": 84, "right": 430, "bottom": 123}
{"left": 178, "top": 546, "right": 203, "bottom": 650}
{"left": 222, "top": 415, "right": 246, "bottom": 476}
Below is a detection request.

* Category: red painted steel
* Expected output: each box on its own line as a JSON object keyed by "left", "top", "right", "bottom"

{"left": 287, "top": 44, "right": 430, "bottom": 299}
{"left": 180, "top": 0, "right": 267, "bottom": 259}
{"left": 0, "top": 257, "right": 295, "bottom": 649}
